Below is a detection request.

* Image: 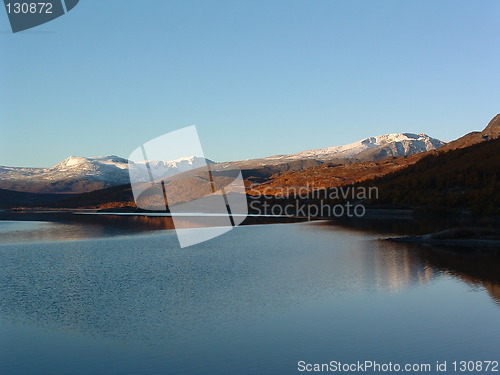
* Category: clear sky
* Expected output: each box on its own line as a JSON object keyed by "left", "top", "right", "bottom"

{"left": 0, "top": 0, "right": 499, "bottom": 167}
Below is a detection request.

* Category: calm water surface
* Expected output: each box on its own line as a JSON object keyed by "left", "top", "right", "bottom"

{"left": 0, "top": 215, "right": 499, "bottom": 375}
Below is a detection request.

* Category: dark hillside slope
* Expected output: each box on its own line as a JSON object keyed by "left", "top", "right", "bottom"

{"left": 55, "top": 184, "right": 135, "bottom": 209}
{"left": 361, "top": 138, "right": 500, "bottom": 214}
{"left": 0, "top": 189, "right": 73, "bottom": 208}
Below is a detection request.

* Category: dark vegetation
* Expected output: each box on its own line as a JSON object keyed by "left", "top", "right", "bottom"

{"left": 0, "top": 188, "right": 74, "bottom": 209}
{"left": 54, "top": 183, "right": 135, "bottom": 209}
{"left": 358, "top": 138, "right": 500, "bottom": 215}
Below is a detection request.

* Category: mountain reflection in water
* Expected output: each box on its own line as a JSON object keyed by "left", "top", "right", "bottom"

{"left": 0, "top": 215, "right": 499, "bottom": 374}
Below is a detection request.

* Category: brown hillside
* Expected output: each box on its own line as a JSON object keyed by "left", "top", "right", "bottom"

{"left": 358, "top": 137, "right": 500, "bottom": 214}
{"left": 247, "top": 152, "right": 430, "bottom": 196}
{"left": 439, "top": 113, "right": 500, "bottom": 152}
{"left": 249, "top": 114, "right": 500, "bottom": 196}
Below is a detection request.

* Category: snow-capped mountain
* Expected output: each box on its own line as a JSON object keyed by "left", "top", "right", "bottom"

{"left": 214, "top": 133, "right": 446, "bottom": 177}
{"left": 0, "top": 133, "right": 445, "bottom": 195}
{"left": 128, "top": 156, "right": 216, "bottom": 185}
{"left": 266, "top": 133, "right": 446, "bottom": 162}
{"left": 53, "top": 155, "right": 130, "bottom": 171}
{"left": 134, "top": 155, "right": 211, "bottom": 175}
{"left": 0, "top": 155, "right": 214, "bottom": 194}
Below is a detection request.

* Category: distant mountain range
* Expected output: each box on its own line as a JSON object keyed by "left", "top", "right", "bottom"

{"left": 0, "top": 155, "right": 213, "bottom": 194}
{"left": 0, "top": 132, "right": 444, "bottom": 195}
{"left": 1, "top": 114, "right": 499, "bottom": 210}
{"left": 263, "top": 133, "right": 444, "bottom": 161}
{"left": 248, "top": 115, "right": 500, "bottom": 195}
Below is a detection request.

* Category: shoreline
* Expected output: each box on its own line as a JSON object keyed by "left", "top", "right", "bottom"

{"left": 387, "top": 236, "right": 500, "bottom": 248}
{"left": 387, "top": 227, "right": 500, "bottom": 249}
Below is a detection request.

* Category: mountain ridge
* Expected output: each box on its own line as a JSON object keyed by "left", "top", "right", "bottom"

{"left": 438, "top": 113, "right": 500, "bottom": 152}
{"left": 0, "top": 155, "right": 214, "bottom": 194}
{"left": 272, "top": 133, "right": 444, "bottom": 161}
{"left": 246, "top": 114, "right": 500, "bottom": 195}
{"left": 0, "top": 132, "right": 446, "bottom": 195}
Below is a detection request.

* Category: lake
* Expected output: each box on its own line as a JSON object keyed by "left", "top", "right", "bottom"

{"left": 0, "top": 215, "right": 499, "bottom": 374}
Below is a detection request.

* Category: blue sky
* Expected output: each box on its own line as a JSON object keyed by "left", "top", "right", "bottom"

{"left": 1, "top": 0, "right": 499, "bottom": 167}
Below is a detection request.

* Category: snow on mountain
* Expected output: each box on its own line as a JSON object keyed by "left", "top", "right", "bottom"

{"left": 129, "top": 156, "right": 216, "bottom": 183}
{"left": 266, "top": 133, "right": 446, "bottom": 161}
{"left": 136, "top": 155, "right": 212, "bottom": 172}
{"left": 0, "top": 155, "right": 131, "bottom": 184}
{"left": 0, "top": 155, "right": 215, "bottom": 194}
{"left": 53, "top": 155, "right": 130, "bottom": 171}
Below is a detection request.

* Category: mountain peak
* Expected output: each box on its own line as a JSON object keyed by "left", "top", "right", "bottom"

{"left": 57, "top": 156, "right": 87, "bottom": 168}
{"left": 53, "top": 155, "right": 131, "bottom": 170}
{"left": 482, "top": 114, "right": 500, "bottom": 138}
{"left": 285, "top": 132, "right": 445, "bottom": 161}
